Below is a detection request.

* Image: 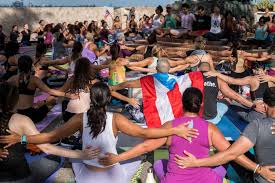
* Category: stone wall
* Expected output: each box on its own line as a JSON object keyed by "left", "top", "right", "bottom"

{"left": 0, "top": 7, "right": 156, "bottom": 33}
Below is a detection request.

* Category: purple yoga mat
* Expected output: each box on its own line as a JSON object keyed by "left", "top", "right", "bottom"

{"left": 35, "top": 104, "right": 62, "bottom": 132}
{"left": 34, "top": 92, "right": 50, "bottom": 103}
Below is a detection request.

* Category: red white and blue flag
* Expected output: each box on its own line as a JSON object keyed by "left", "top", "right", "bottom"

{"left": 140, "top": 72, "right": 204, "bottom": 128}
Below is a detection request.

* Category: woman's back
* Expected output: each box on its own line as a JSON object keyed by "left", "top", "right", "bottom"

{"left": 0, "top": 113, "right": 30, "bottom": 182}
{"left": 165, "top": 116, "right": 222, "bottom": 183}
{"left": 82, "top": 43, "right": 97, "bottom": 64}
{"left": 82, "top": 112, "right": 118, "bottom": 168}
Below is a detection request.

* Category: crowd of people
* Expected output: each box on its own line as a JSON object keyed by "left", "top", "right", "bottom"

{"left": 0, "top": 3, "right": 274, "bottom": 183}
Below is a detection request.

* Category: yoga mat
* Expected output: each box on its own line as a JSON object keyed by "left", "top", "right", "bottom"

{"left": 34, "top": 92, "right": 50, "bottom": 104}
{"left": 35, "top": 104, "right": 62, "bottom": 132}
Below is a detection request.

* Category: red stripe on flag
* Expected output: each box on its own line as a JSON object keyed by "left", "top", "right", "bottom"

{"left": 140, "top": 76, "right": 162, "bottom": 128}
{"left": 167, "top": 83, "right": 184, "bottom": 119}
{"left": 189, "top": 72, "right": 204, "bottom": 117}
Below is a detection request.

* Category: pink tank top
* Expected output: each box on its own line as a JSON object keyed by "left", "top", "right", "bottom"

{"left": 163, "top": 116, "right": 223, "bottom": 183}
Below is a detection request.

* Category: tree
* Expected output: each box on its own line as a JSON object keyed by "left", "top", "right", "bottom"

{"left": 256, "top": 0, "right": 273, "bottom": 10}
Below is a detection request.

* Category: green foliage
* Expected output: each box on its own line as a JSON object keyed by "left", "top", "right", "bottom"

{"left": 256, "top": 0, "right": 273, "bottom": 10}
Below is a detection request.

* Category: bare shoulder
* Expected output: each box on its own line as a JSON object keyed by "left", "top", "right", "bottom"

{"left": 9, "top": 113, "right": 33, "bottom": 130}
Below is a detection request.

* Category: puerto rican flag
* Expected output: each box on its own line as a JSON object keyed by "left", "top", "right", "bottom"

{"left": 140, "top": 72, "right": 204, "bottom": 128}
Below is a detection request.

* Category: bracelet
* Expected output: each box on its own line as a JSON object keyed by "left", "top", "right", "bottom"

{"left": 21, "top": 135, "right": 27, "bottom": 145}
{"left": 254, "top": 164, "right": 260, "bottom": 174}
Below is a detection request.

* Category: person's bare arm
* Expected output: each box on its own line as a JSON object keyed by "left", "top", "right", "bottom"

{"left": 8, "top": 114, "right": 98, "bottom": 159}
{"left": 90, "top": 64, "right": 110, "bottom": 71}
{"left": 111, "top": 91, "right": 139, "bottom": 108}
{"left": 206, "top": 71, "right": 254, "bottom": 87}
{"left": 168, "top": 58, "right": 188, "bottom": 67}
{"left": 169, "top": 65, "right": 190, "bottom": 73}
{"left": 219, "top": 79, "right": 253, "bottom": 108}
{"left": 114, "top": 113, "right": 198, "bottom": 139}
{"left": 110, "top": 79, "right": 141, "bottom": 91}
{"left": 209, "top": 124, "right": 257, "bottom": 170}
{"left": 33, "top": 76, "right": 70, "bottom": 97}
{"left": 126, "top": 57, "right": 153, "bottom": 67}
{"left": 128, "top": 66, "right": 157, "bottom": 73}
{"left": 208, "top": 50, "right": 231, "bottom": 57}
{"left": 246, "top": 56, "right": 271, "bottom": 62}
{"left": 41, "top": 57, "right": 70, "bottom": 66}
{"left": 2, "top": 114, "right": 83, "bottom": 146}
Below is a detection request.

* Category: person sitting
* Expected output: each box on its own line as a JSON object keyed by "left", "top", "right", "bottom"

{"left": 190, "top": 6, "right": 211, "bottom": 37}
{"left": 8, "top": 55, "right": 76, "bottom": 123}
{"left": 0, "top": 82, "right": 196, "bottom": 183}
{"left": 247, "top": 17, "right": 270, "bottom": 49}
{"left": 158, "top": 4, "right": 177, "bottom": 38}
{"left": 21, "top": 24, "right": 31, "bottom": 46}
{"left": 204, "top": 5, "right": 223, "bottom": 41}
{"left": 170, "top": 3, "right": 195, "bottom": 39}
{"left": 0, "top": 82, "right": 99, "bottom": 183}
{"left": 150, "top": 5, "right": 165, "bottom": 33}
{"left": 175, "top": 87, "right": 275, "bottom": 183}
{"left": 98, "top": 87, "right": 274, "bottom": 183}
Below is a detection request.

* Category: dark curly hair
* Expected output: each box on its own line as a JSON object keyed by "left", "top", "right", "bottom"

{"left": 87, "top": 82, "right": 111, "bottom": 138}
{"left": 182, "top": 87, "right": 202, "bottom": 113}
{"left": 71, "top": 57, "right": 96, "bottom": 94}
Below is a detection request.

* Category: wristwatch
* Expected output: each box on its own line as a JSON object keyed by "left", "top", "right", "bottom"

{"left": 21, "top": 135, "right": 27, "bottom": 145}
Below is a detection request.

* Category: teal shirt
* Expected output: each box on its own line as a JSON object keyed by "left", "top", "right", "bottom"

{"left": 164, "top": 15, "right": 177, "bottom": 29}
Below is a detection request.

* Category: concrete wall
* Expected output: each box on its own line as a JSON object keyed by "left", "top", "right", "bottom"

{"left": 0, "top": 7, "right": 156, "bottom": 33}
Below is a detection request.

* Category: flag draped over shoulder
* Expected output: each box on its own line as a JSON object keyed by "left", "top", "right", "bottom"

{"left": 140, "top": 72, "right": 204, "bottom": 128}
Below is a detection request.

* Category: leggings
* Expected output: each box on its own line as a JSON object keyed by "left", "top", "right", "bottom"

{"left": 17, "top": 105, "right": 49, "bottom": 123}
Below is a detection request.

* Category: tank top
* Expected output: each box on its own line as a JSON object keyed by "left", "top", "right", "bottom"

{"left": 203, "top": 75, "right": 219, "bottom": 120}
{"left": 255, "top": 26, "right": 268, "bottom": 41}
{"left": 152, "top": 15, "right": 163, "bottom": 29}
{"left": 250, "top": 82, "right": 269, "bottom": 101}
{"left": 165, "top": 116, "right": 222, "bottom": 183}
{"left": 108, "top": 62, "right": 126, "bottom": 86}
{"left": 82, "top": 112, "right": 118, "bottom": 168}
{"left": 210, "top": 14, "right": 222, "bottom": 34}
{"left": 148, "top": 57, "right": 158, "bottom": 69}
{"left": 164, "top": 15, "right": 176, "bottom": 29}
{"left": 82, "top": 43, "right": 97, "bottom": 64}
{"left": 180, "top": 13, "right": 195, "bottom": 30}
{"left": 66, "top": 90, "right": 91, "bottom": 114}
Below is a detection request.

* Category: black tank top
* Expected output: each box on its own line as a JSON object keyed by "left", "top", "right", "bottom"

{"left": 0, "top": 113, "right": 30, "bottom": 181}
{"left": 144, "top": 45, "right": 154, "bottom": 59}
{"left": 250, "top": 82, "right": 269, "bottom": 101}
{"left": 203, "top": 75, "right": 219, "bottom": 120}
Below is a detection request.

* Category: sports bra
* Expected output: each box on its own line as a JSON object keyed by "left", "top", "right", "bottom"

{"left": 18, "top": 76, "right": 36, "bottom": 96}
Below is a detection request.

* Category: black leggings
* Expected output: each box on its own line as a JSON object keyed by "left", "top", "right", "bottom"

{"left": 17, "top": 105, "right": 49, "bottom": 123}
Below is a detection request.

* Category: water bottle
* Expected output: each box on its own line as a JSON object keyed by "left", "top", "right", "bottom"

{"left": 145, "top": 167, "right": 156, "bottom": 183}
{"left": 112, "top": 72, "right": 118, "bottom": 85}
